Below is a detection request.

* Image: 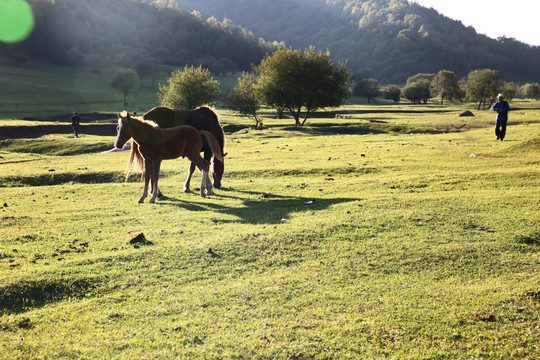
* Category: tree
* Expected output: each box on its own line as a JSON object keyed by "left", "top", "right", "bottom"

{"left": 353, "top": 78, "right": 379, "bottom": 103}
{"left": 255, "top": 47, "right": 352, "bottom": 126}
{"left": 383, "top": 84, "right": 401, "bottom": 102}
{"left": 523, "top": 82, "right": 540, "bottom": 100}
{"left": 406, "top": 73, "right": 435, "bottom": 86}
{"left": 402, "top": 79, "right": 431, "bottom": 104}
{"left": 501, "top": 81, "right": 518, "bottom": 101}
{"left": 430, "top": 70, "right": 460, "bottom": 105}
{"left": 133, "top": 59, "right": 154, "bottom": 86}
{"left": 464, "top": 69, "right": 502, "bottom": 110}
{"left": 111, "top": 68, "right": 140, "bottom": 106}
{"left": 158, "top": 65, "right": 220, "bottom": 109}
{"left": 226, "top": 72, "right": 263, "bottom": 129}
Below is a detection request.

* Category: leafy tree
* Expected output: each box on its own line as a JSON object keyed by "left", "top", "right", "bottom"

{"left": 158, "top": 65, "right": 220, "bottom": 109}
{"left": 430, "top": 70, "right": 460, "bottom": 105}
{"left": 133, "top": 59, "right": 154, "bottom": 86}
{"left": 111, "top": 68, "right": 140, "bottom": 106}
{"left": 501, "top": 81, "right": 518, "bottom": 101}
{"left": 226, "top": 72, "right": 263, "bottom": 129}
{"left": 464, "top": 69, "right": 502, "bottom": 110}
{"left": 353, "top": 78, "right": 379, "bottom": 103}
{"left": 383, "top": 84, "right": 401, "bottom": 102}
{"left": 402, "top": 79, "right": 431, "bottom": 104}
{"left": 406, "top": 73, "right": 435, "bottom": 86}
{"left": 523, "top": 82, "right": 540, "bottom": 100}
{"left": 255, "top": 47, "right": 352, "bottom": 126}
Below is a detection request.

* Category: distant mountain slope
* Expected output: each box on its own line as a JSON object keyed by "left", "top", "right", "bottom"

{"left": 173, "top": 0, "right": 540, "bottom": 83}
{"left": 0, "top": 0, "right": 273, "bottom": 74}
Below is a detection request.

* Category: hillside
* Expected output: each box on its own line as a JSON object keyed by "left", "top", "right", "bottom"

{"left": 0, "top": 0, "right": 275, "bottom": 75}
{"left": 172, "top": 0, "right": 540, "bottom": 83}
{"left": 2, "top": 0, "right": 539, "bottom": 86}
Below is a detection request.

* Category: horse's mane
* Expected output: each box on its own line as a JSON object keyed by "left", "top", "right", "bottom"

{"left": 120, "top": 111, "right": 159, "bottom": 128}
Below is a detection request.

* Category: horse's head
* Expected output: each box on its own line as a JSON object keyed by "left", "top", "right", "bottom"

{"left": 115, "top": 111, "right": 133, "bottom": 149}
{"left": 212, "top": 152, "right": 226, "bottom": 189}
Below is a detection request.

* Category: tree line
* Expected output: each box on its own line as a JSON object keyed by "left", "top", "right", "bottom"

{"left": 354, "top": 69, "right": 540, "bottom": 110}
{"left": 150, "top": 51, "right": 540, "bottom": 130}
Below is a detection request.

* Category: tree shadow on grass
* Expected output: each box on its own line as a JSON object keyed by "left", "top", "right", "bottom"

{"left": 0, "top": 277, "right": 102, "bottom": 315}
{"left": 158, "top": 187, "right": 360, "bottom": 225}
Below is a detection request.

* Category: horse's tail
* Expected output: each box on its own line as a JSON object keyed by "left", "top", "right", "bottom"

{"left": 125, "top": 140, "right": 144, "bottom": 181}
{"left": 199, "top": 130, "right": 223, "bottom": 163}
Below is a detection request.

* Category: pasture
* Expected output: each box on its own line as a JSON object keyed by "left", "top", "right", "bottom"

{"left": 1, "top": 104, "right": 539, "bottom": 359}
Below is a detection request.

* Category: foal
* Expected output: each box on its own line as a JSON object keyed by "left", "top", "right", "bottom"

{"left": 115, "top": 112, "right": 223, "bottom": 203}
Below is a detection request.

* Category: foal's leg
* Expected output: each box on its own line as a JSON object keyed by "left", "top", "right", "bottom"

{"left": 149, "top": 160, "right": 161, "bottom": 203}
{"left": 203, "top": 148, "right": 216, "bottom": 189}
{"left": 205, "top": 171, "right": 214, "bottom": 196}
{"left": 139, "top": 160, "right": 152, "bottom": 203}
{"left": 190, "top": 158, "right": 209, "bottom": 197}
{"left": 183, "top": 162, "right": 196, "bottom": 193}
{"left": 200, "top": 168, "right": 208, "bottom": 197}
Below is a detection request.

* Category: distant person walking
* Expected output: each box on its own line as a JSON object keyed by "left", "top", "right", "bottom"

{"left": 71, "top": 112, "right": 80, "bottom": 137}
{"left": 491, "top": 94, "right": 510, "bottom": 141}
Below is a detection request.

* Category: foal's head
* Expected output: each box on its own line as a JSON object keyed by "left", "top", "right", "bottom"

{"left": 115, "top": 111, "right": 134, "bottom": 149}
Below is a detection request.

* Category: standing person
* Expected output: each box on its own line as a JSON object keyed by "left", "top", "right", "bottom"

{"left": 491, "top": 94, "right": 510, "bottom": 141}
{"left": 71, "top": 112, "right": 80, "bottom": 137}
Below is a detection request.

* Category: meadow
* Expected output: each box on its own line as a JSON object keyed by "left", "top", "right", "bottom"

{"left": 0, "top": 62, "right": 539, "bottom": 358}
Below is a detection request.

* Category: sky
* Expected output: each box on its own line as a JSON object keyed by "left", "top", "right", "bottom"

{"left": 410, "top": 0, "right": 540, "bottom": 46}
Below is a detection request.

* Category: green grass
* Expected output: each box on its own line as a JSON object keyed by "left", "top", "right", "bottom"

{"left": 0, "top": 59, "right": 239, "bottom": 120}
{"left": 1, "top": 101, "right": 539, "bottom": 358}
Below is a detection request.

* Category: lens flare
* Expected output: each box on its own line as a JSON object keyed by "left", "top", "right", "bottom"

{"left": 0, "top": 0, "right": 35, "bottom": 43}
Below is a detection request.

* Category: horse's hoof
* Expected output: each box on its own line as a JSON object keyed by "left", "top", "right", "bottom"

{"left": 149, "top": 198, "right": 156, "bottom": 204}
{"left": 183, "top": 188, "right": 191, "bottom": 193}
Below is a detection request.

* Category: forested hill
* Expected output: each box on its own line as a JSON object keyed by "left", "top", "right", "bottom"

{"left": 172, "top": 0, "right": 540, "bottom": 84}
{"left": 0, "top": 0, "right": 276, "bottom": 74}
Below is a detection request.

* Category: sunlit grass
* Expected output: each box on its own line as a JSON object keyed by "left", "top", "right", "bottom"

{"left": 0, "top": 104, "right": 538, "bottom": 358}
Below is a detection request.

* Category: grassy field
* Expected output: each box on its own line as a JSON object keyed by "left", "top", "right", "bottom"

{"left": 1, "top": 94, "right": 539, "bottom": 359}
{"left": 0, "top": 59, "right": 240, "bottom": 120}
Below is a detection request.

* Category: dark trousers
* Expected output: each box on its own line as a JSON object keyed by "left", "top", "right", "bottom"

{"left": 72, "top": 124, "right": 79, "bottom": 137}
{"left": 495, "top": 119, "right": 507, "bottom": 140}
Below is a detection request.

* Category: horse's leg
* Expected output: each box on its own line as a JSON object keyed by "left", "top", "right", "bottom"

{"left": 152, "top": 179, "right": 165, "bottom": 199}
{"left": 139, "top": 160, "right": 152, "bottom": 203}
{"left": 149, "top": 160, "right": 161, "bottom": 203}
{"left": 184, "top": 162, "right": 196, "bottom": 193}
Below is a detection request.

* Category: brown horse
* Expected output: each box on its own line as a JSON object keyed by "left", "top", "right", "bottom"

{"left": 115, "top": 112, "right": 223, "bottom": 203}
{"left": 133, "top": 106, "right": 226, "bottom": 194}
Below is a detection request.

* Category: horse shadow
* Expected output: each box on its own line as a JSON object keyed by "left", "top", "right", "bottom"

{"left": 157, "top": 187, "right": 359, "bottom": 225}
